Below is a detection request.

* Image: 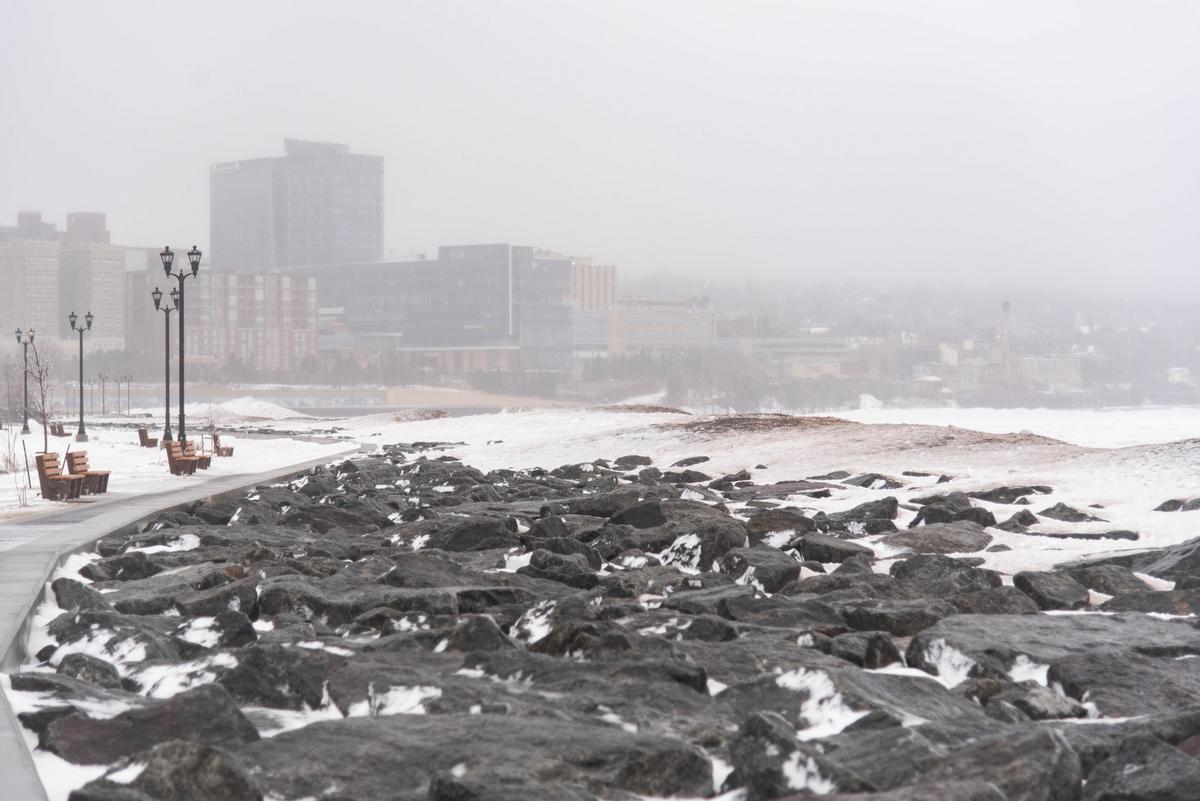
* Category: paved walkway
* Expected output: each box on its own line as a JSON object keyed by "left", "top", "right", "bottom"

{"left": 0, "top": 448, "right": 359, "bottom": 801}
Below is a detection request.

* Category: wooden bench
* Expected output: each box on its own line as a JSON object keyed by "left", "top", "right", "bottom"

{"left": 165, "top": 441, "right": 199, "bottom": 475}
{"left": 183, "top": 441, "right": 212, "bottom": 470}
{"left": 66, "top": 450, "right": 110, "bottom": 495}
{"left": 50, "top": 422, "right": 67, "bottom": 437}
{"left": 35, "top": 453, "right": 85, "bottom": 501}
{"left": 212, "top": 433, "right": 234, "bottom": 458}
{"left": 138, "top": 428, "right": 159, "bottom": 448}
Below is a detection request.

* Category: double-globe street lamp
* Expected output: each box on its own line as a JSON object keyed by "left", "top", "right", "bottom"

{"left": 151, "top": 286, "right": 179, "bottom": 442}
{"left": 120, "top": 374, "right": 133, "bottom": 415}
{"left": 99, "top": 372, "right": 110, "bottom": 416}
{"left": 68, "top": 311, "right": 93, "bottom": 442}
{"left": 14, "top": 328, "right": 34, "bottom": 435}
{"left": 160, "top": 246, "right": 201, "bottom": 443}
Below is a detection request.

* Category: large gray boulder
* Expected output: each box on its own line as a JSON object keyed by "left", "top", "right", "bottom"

{"left": 42, "top": 684, "right": 257, "bottom": 765}
{"left": 236, "top": 713, "right": 711, "bottom": 801}
{"left": 882, "top": 522, "right": 992, "bottom": 554}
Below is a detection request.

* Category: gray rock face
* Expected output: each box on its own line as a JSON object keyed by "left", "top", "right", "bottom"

{"left": 890, "top": 554, "right": 1001, "bottom": 590}
{"left": 949, "top": 587, "right": 1040, "bottom": 615}
{"left": 815, "top": 726, "right": 946, "bottom": 790}
{"left": 908, "top": 493, "right": 996, "bottom": 529}
{"left": 20, "top": 446, "right": 1195, "bottom": 800}
{"left": 43, "top": 684, "right": 258, "bottom": 765}
{"left": 1047, "top": 704, "right": 1200, "bottom": 772}
{"left": 518, "top": 549, "right": 600, "bottom": 589}
{"left": 800, "top": 533, "right": 875, "bottom": 563}
{"left": 989, "top": 682, "right": 1086, "bottom": 721}
{"left": 844, "top": 473, "right": 903, "bottom": 490}
{"left": 52, "top": 577, "right": 113, "bottom": 612}
{"left": 1063, "top": 564, "right": 1151, "bottom": 596}
{"left": 1013, "top": 571, "right": 1090, "bottom": 611}
{"left": 1048, "top": 650, "right": 1200, "bottom": 717}
{"left": 908, "top": 614, "right": 1200, "bottom": 680}
{"left": 836, "top": 598, "right": 959, "bottom": 636}
{"left": 609, "top": 499, "right": 669, "bottom": 528}
{"left": 64, "top": 781, "right": 160, "bottom": 800}
{"left": 103, "top": 740, "right": 262, "bottom": 801}
{"left": 831, "top": 631, "right": 901, "bottom": 668}
{"left": 745, "top": 507, "right": 816, "bottom": 539}
{"left": 434, "top": 516, "right": 521, "bottom": 551}
{"left": 915, "top": 729, "right": 1082, "bottom": 801}
{"left": 1082, "top": 733, "right": 1200, "bottom": 801}
{"left": 825, "top": 497, "right": 899, "bottom": 529}
{"left": 882, "top": 522, "right": 993, "bottom": 554}
{"left": 80, "top": 551, "right": 162, "bottom": 582}
{"left": 968, "top": 486, "right": 1052, "bottom": 504}
{"left": 997, "top": 509, "right": 1040, "bottom": 532}
{"left": 217, "top": 642, "right": 349, "bottom": 710}
{"left": 1130, "top": 537, "right": 1200, "bottom": 580}
{"left": 815, "top": 783, "right": 1009, "bottom": 801}
{"left": 1100, "top": 589, "right": 1200, "bottom": 615}
{"left": 614, "top": 454, "right": 652, "bottom": 470}
{"left": 56, "top": 653, "right": 123, "bottom": 690}
{"left": 726, "top": 712, "right": 874, "bottom": 800}
{"left": 719, "top": 663, "right": 994, "bottom": 740}
{"left": 1039, "top": 503, "right": 1106, "bottom": 523}
{"left": 719, "top": 547, "right": 802, "bottom": 592}
{"left": 238, "top": 713, "right": 711, "bottom": 801}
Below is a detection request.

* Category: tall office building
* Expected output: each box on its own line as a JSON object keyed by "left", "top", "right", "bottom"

{"left": 64, "top": 212, "right": 111, "bottom": 244}
{"left": 14, "top": 211, "right": 61, "bottom": 241}
{"left": 2, "top": 212, "right": 122, "bottom": 350}
{"left": 210, "top": 138, "right": 383, "bottom": 271}
{"left": 123, "top": 247, "right": 168, "bottom": 356}
{"left": 59, "top": 242, "right": 126, "bottom": 350}
{"left": 0, "top": 238, "right": 61, "bottom": 343}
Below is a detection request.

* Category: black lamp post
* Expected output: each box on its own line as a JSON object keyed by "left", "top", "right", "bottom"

{"left": 68, "top": 311, "right": 93, "bottom": 442}
{"left": 161, "top": 246, "right": 200, "bottom": 443}
{"left": 99, "top": 372, "right": 109, "bottom": 416}
{"left": 15, "top": 328, "right": 34, "bottom": 435}
{"left": 120, "top": 373, "right": 133, "bottom": 414}
{"left": 152, "top": 286, "right": 178, "bottom": 442}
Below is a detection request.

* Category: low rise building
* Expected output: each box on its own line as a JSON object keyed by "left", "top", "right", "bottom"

{"left": 312, "top": 243, "right": 576, "bottom": 377}
{"left": 193, "top": 271, "right": 319, "bottom": 374}
{"left": 608, "top": 298, "right": 715, "bottom": 354}
{"left": 719, "top": 334, "right": 852, "bottom": 380}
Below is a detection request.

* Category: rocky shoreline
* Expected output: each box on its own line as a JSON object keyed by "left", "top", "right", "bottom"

{"left": 9, "top": 442, "right": 1200, "bottom": 801}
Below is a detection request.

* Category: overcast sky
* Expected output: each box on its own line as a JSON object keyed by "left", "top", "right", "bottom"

{"left": 2, "top": 1, "right": 1198, "bottom": 296}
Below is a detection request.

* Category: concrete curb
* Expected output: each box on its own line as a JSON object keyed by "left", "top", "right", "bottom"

{"left": 0, "top": 447, "right": 361, "bottom": 801}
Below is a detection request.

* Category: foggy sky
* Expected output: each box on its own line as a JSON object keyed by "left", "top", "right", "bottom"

{"left": 3, "top": 1, "right": 1199, "bottom": 296}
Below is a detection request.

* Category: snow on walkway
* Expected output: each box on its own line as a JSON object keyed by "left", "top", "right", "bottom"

{"left": 0, "top": 423, "right": 352, "bottom": 535}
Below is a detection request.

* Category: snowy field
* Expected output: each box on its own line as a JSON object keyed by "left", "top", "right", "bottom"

{"left": 0, "top": 397, "right": 350, "bottom": 535}
{"left": 6, "top": 399, "right": 1197, "bottom": 571}
{"left": 74, "top": 399, "right": 1192, "bottom": 580}
{"left": 304, "top": 404, "right": 1198, "bottom": 575}
{"left": 832, "top": 404, "right": 1200, "bottom": 449}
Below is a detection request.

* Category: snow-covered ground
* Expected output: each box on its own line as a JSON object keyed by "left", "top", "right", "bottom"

{"left": 6, "top": 402, "right": 1197, "bottom": 571}
{"left": 4, "top": 401, "right": 1199, "bottom": 799}
{"left": 298, "top": 404, "right": 1197, "bottom": 577}
{"left": 833, "top": 405, "right": 1200, "bottom": 449}
{"left": 101, "top": 401, "right": 1188, "bottom": 580}
{"left": 0, "top": 418, "right": 351, "bottom": 535}
{"left": 125, "top": 396, "right": 313, "bottom": 422}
